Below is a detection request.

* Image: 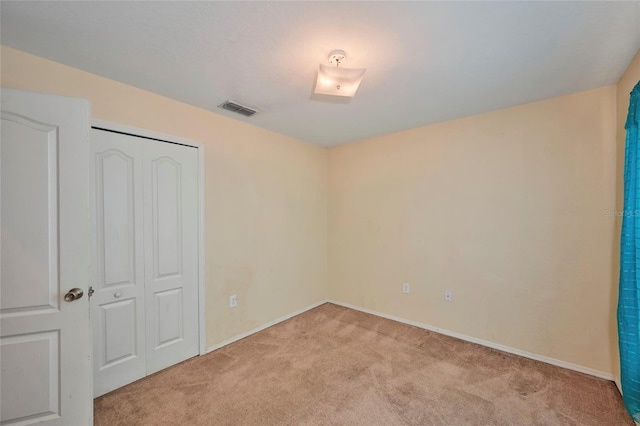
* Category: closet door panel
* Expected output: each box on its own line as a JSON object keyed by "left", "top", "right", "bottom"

{"left": 143, "top": 140, "right": 199, "bottom": 375}
{"left": 91, "top": 130, "right": 146, "bottom": 397}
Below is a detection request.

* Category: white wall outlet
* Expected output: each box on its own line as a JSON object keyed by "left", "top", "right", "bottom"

{"left": 229, "top": 294, "right": 238, "bottom": 308}
{"left": 444, "top": 290, "right": 453, "bottom": 302}
{"left": 403, "top": 283, "right": 410, "bottom": 294}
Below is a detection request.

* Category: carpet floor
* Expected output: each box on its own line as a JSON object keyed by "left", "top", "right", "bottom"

{"left": 94, "top": 303, "right": 632, "bottom": 425}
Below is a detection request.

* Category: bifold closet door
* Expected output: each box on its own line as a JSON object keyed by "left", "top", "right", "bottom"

{"left": 91, "top": 129, "right": 199, "bottom": 397}
{"left": 142, "top": 139, "right": 199, "bottom": 375}
{"left": 91, "top": 130, "right": 146, "bottom": 397}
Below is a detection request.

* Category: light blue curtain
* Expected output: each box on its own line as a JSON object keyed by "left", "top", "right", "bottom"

{"left": 619, "top": 80, "right": 640, "bottom": 423}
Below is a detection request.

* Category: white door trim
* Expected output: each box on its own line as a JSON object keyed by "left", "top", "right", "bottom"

{"left": 90, "top": 119, "right": 207, "bottom": 356}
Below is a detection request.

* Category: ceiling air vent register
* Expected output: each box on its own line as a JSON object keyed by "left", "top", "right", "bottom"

{"left": 219, "top": 100, "right": 259, "bottom": 117}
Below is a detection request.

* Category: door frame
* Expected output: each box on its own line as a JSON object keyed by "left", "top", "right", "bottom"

{"left": 90, "top": 119, "right": 207, "bottom": 356}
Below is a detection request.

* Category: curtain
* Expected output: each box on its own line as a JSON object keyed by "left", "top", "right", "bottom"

{"left": 619, "top": 80, "right": 640, "bottom": 423}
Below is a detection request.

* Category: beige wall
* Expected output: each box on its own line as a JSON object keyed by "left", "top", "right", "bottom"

{"left": 3, "top": 44, "right": 635, "bottom": 378}
{"left": 0, "top": 46, "right": 328, "bottom": 348}
{"left": 328, "top": 86, "right": 618, "bottom": 375}
{"left": 614, "top": 49, "right": 640, "bottom": 382}
{"left": 618, "top": 50, "right": 640, "bottom": 151}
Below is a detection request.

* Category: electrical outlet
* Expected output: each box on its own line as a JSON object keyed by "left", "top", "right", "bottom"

{"left": 444, "top": 290, "right": 453, "bottom": 302}
{"left": 403, "top": 283, "right": 410, "bottom": 294}
{"left": 229, "top": 294, "right": 238, "bottom": 308}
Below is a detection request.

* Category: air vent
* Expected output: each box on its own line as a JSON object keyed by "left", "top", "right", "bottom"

{"left": 219, "top": 100, "right": 259, "bottom": 117}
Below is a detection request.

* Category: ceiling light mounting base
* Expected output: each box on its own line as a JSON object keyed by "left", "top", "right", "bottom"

{"left": 328, "top": 50, "right": 346, "bottom": 65}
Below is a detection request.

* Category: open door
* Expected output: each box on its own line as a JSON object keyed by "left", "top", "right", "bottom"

{"left": 0, "top": 89, "right": 93, "bottom": 425}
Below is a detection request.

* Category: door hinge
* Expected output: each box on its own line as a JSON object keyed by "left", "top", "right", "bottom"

{"left": 88, "top": 286, "right": 95, "bottom": 298}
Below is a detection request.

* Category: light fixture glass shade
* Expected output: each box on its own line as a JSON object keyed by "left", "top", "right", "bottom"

{"left": 314, "top": 64, "right": 366, "bottom": 97}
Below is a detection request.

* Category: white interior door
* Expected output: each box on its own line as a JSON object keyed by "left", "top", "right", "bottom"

{"left": 0, "top": 89, "right": 92, "bottom": 425}
{"left": 143, "top": 139, "right": 199, "bottom": 375}
{"left": 91, "top": 129, "right": 199, "bottom": 395}
{"left": 91, "top": 129, "right": 146, "bottom": 397}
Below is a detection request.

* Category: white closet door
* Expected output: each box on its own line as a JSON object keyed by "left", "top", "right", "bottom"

{"left": 143, "top": 140, "right": 199, "bottom": 374}
{"left": 91, "top": 130, "right": 146, "bottom": 397}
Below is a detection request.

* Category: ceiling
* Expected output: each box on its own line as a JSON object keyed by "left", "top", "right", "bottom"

{"left": 1, "top": 1, "right": 639, "bottom": 147}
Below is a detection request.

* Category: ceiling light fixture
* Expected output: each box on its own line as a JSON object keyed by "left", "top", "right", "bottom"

{"left": 314, "top": 50, "right": 366, "bottom": 98}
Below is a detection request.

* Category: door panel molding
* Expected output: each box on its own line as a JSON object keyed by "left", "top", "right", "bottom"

{"left": 152, "top": 157, "right": 183, "bottom": 279}
{"left": 95, "top": 149, "right": 137, "bottom": 288}
{"left": 0, "top": 330, "right": 60, "bottom": 424}
{"left": 0, "top": 113, "right": 59, "bottom": 317}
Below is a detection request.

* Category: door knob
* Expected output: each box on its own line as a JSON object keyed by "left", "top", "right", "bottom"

{"left": 64, "top": 288, "right": 84, "bottom": 302}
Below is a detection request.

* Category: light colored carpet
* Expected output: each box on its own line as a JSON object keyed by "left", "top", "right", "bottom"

{"left": 94, "top": 303, "right": 632, "bottom": 425}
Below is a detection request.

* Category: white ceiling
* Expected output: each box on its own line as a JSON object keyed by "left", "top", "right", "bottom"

{"left": 1, "top": 1, "right": 639, "bottom": 147}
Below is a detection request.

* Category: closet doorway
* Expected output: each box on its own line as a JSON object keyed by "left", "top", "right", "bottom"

{"left": 90, "top": 122, "right": 205, "bottom": 397}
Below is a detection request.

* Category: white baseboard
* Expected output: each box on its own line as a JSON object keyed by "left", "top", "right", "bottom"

{"left": 206, "top": 299, "right": 328, "bottom": 354}
{"left": 328, "top": 299, "right": 616, "bottom": 382}
{"left": 204, "top": 298, "right": 616, "bottom": 382}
